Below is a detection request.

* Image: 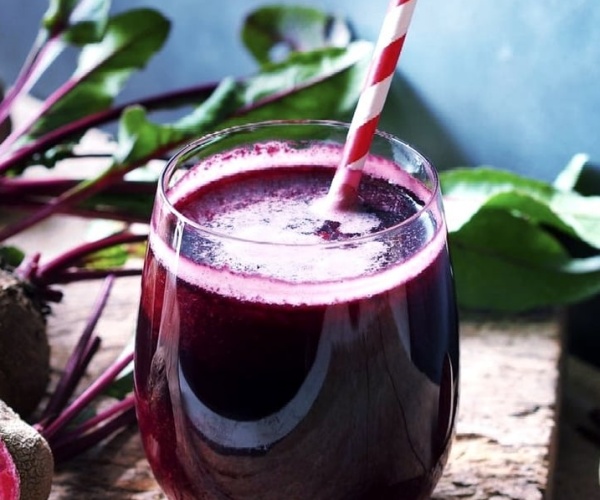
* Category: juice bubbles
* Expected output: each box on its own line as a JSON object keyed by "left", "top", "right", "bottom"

{"left": 134, "top": 121, "right": 459, "bottom": 500}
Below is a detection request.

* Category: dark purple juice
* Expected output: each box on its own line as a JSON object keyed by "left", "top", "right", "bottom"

{"left": 134, "top": 160, "right": 459, "bottom": 500}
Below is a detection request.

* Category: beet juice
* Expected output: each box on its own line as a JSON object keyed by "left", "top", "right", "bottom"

{"left": 134, "top": 121, "right": 459, "bottom": 500}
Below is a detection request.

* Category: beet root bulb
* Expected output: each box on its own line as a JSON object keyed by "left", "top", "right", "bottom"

{"left": 0, "top": 399, "right": 54, "bottom": 500}
{"left": 0, "top": 269, "right": 50, "bottom": 417}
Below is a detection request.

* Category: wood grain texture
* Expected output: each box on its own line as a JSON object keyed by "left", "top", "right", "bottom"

{"left": 434, "top": 318, "right": 561, "bottom": 500}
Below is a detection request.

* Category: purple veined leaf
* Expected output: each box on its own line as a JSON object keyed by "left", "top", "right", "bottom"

{"left": 0, "top": 0, "right": 110, "bottom": 125}
{"left": 0, "top": 25, "right": 370, "bottom": 241}
{"left": 0, "top": 8, "right": 170, "bottom": 158}
{"left": 112, "top": 40, "right": 372, "bottom": 166}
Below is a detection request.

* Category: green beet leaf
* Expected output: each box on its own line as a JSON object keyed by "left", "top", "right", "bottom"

{"left": 113, "top": 40, "right": 370, "bottom": 167}
{"left": 224, "top": 41, "right": 371, "bottom": 127}
{"left": 242, "top": 5, "right": 352, "bottom": 65}
{"left": 29, "top": 8, "right": 170, "bottom": 139}
{"left": 553, "top": 153, "right": 590, "bottom": 192}
{"left": 0, "top": 246, "right": 25, "bottom": 268}
{"left": 43, "top": 0, "right": 110, "bottom": 45}
{"left": 554, "top": 153, "right": 600, "bottom": 198}
{"left": 442, "top": 163, "right": 600, "bottom": 311}
{"left": 1, "top": 0, "right": 111, "bottom": 138}
{"left": 77, "top": 188, "right": 155, "bottom": 222}
{"left": 113, "top": 78, "right": 239, "bottom": 166}
{"left": 441, "top": 166, "right": 600, "bottom": 250}
{"left": 113, "top": 7, "right": 369, "bottom": 167}
{"left": 81, "top": 244, "right": 130, "bottom": 269}
{"left": 449, "top": 208, "right": 600, "bottom": 311}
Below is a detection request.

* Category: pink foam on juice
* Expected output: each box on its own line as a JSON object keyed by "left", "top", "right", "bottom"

{"left": 150, "top": 141, "right": 446, "bottom": 306}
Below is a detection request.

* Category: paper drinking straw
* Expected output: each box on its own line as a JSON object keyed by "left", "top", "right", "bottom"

{"left": 326, "top": 0, "right": 419, "bottom": 209}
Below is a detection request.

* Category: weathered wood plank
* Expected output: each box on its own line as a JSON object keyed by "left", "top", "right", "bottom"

{"left": 434, "top": 318, "right": 561, "bottom": 500}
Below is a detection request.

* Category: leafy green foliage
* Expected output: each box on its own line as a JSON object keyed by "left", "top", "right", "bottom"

{"left": 43, "top": 0, "right": 110, "bottom": 44}
{"left": 76, "top": 189, "right": 155, "bottom": 222}
{"left": 21, "top": 0, "right": 111, "bottom": 105}
{"left": 442, "top": 167, "right": 600, "bottom": 248}
{"left": 242, "top": 5, "right": 352, "bottom": 65}
{"left": 441, "top": 162, "right": 600, "bottom": 311}
{"left": 30, "top": 8, "right": 170, "bottom": 139}
{"left": 110, "top": 38, "right": 371, "bottom": 168}
{"left": 113, "top": 78, "right": 240, "bottom": 166}
{"left": 0, "top": 246, "right": 25, "bottom": 268}
{"left": 228, "top": 41, "right": 371, "bottom": 126}
{"left": 80, "top": 243, "right": 131, "bottom": 269}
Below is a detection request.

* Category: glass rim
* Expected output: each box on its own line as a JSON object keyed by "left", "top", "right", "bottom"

{"left": 157, "top": 119, "right": 441, "bottom": 248}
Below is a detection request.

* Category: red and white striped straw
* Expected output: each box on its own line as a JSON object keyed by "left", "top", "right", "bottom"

{"left": 327, "top": 0, "right": 418, "bottom": 208}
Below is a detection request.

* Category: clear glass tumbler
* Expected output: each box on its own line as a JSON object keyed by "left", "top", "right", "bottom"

{"left": 134, "top": 120, "right": 459, "bottom": 500}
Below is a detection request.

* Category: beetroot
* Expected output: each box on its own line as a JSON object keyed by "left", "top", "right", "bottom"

{"left": 0, "top": 269, "right": 49, "bottom": 417}
{"left": 0, "top": 399, "right": 53, "bottom": 500}
{"left": 0, "top": 437, "right": 19, "bottom": 500}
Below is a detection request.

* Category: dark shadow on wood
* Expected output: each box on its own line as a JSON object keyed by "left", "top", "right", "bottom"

{"left": 561, "top": 161, "right": 600, "bottom": 367}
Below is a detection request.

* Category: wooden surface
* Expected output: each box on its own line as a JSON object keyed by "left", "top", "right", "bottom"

{"left": 37, "top": 258, "right": 563, "bottom": 499}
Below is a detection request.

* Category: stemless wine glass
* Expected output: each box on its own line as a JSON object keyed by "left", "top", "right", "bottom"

{"left": 134, "top": 120, "right": 459, "bottom": 500}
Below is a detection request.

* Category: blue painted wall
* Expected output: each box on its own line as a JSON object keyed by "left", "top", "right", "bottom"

{"left": 1, "top": 0, "right": 599, "bottom": 180}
